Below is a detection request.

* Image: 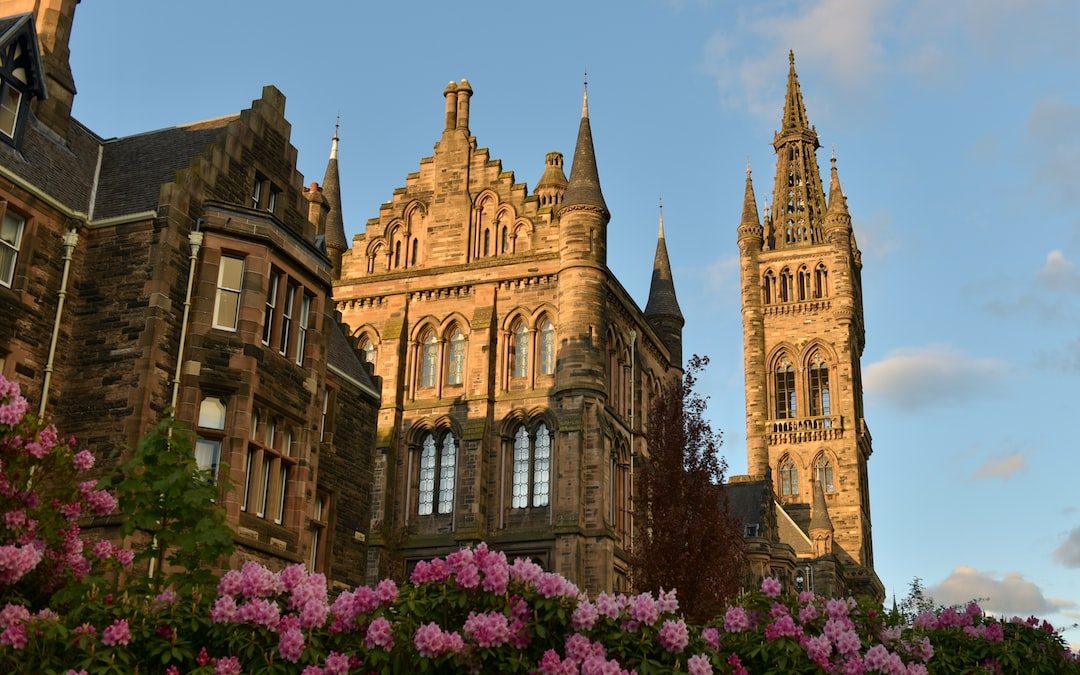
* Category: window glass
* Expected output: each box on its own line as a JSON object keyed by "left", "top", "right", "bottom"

{"left": 198, "top": 397, "right": 226, "bottom": 430}
{"left": 0, "top": 211, "right": 24, "bottom": 287}
{"left": 420, "top": 332, "right": 438, "bottom": 388}
{"left": 279, "top": 284, "right": 296, "bottom": 355}
{"left": 780, "top": 458, "right": 798, "bottom": 496}
{"left": 194, "top": 438, "right": 221, "bottom": 478}
{"left": 512, "top": 426, "right": 530, "bottom": 508}
{"left": 214, "top": 257, "right": 244, "bottom": 330}
{"left": 775, "top": 358, "right": 796, "bottom": 419}
{"left": 296, "top": 294, "right": 311, "bottom": 366}
{"left": 262, "top": 270, "right": 279, "bottom": 345}
{"left": 438, "top": 435, "right": 457, "bottom": 514}
{"left": 539, "top": 320, "right": 555, "bottom": 375}
{"left": 447, "top": 329, "right": 465, "bottom": 386}
{"left": 513, "top": 322, "right": 529, "bottom": 378}
{"left": 417, "top": 434, "right": 437, "bottom": 515}
{"left": 532, "top": 423, "right": 551, "bottom": 507}
{"left": 0, "top": 86, "right": 20, "bottom": 138}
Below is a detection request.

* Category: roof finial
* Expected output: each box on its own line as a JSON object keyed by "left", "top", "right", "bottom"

{"left": 582, "top": 69, "right": 589, "bottom": 118}
{"left": 746, "top": 157, "right": 752, "bottom": 177}
{"left": 658, "top": 195, "right": 665, "bottom": 239}
{"left": 789, "top": 49, "right": 795, "bottom": 67}
{"left": 330, "top": 114, "right": 340, "bottom": 160}
{"left": 831, "top": 144, "right": 836, "bottom": 164}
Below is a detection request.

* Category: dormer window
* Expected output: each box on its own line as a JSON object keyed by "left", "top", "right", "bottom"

{"left": 0, "top": 16, "right": 47, "bottom": 147}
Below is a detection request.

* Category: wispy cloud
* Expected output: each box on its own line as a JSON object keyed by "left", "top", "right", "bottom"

{"left": 1053, "top": 528, "right": 1080, "bottom": 568}
{"left": 928, "top": 567, "right": 1075, "bottom": 616}
{"left": 1028, "top": 99, "right": 1080, "bottom": 210}
{"left": 1037, "top": 250, "right": 1080, "bottom": 290}
{"left": 704, "top": 254, "right": 739, "bottom": 293}
{"left": 972, "top": 453, "right": 1027, "bottom": 480}
{"left": 864, "top": 345, "right": 1006, "bottom": 411}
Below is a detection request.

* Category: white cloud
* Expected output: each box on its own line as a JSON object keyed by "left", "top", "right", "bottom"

{"left": 928, "top": 567, "right": 1075, "bottom": 616}
{"left": 1053, "top": 527, "right": 1080, "bottom": 568}
{"left": 1037, "top": 250, "right": 1080, "bottom": 290}
{"left": 704, "top": 254, "right": 739, "bottom": 293}
{"left": 864, "top": 345, "right": 1006, "bottom": 411}
{"left": 972, "top": 452, "right": 1026, "bottom": 480}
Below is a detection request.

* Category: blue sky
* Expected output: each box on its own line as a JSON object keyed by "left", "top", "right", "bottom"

{"left": 69, "top": 0, "right": 1078, "bottom": 642}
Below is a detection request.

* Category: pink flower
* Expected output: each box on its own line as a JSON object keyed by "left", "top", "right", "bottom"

{"left": 702, "top": 626, "right": 720, "bottom": 650}
{"left": 463, "top": 611, "right": 510, "bottom": 648}
{"left": 629, "top": 593, "right": 659, "bottom": 626}
{"left": 0, "top": 603, "right": 30, "bottom": 630}
{"left": 237, "top": 598, "right": 281, "bottom": 629}
{"left": 323, "top": 651, "right": 350, "bottom": 675}
{"left": 798, "top": 590, "right": 817, "bottom": 603}
{"left": 723, "top": 606, "right": 751, "bottom": 632}
{"left": 0, "top": 543, "right": 43, "bottom": 584}
{"left": 72, "top": 450, "right": 95, "bottom": 472}
{"left": 508, "top": 557, "right": 543, "bottom": 585}
{"left": 375, "top": 578, "right": 398, "bottom": 604}
{"left": 834, "top": 628, "right": 862, "bottom": 656}
{"left": 658, "top": 588, "right": 679, "bottom": 614}
{"left": 92, "top": 540, "right": 114, "bottom": 560}
{"left": 101, "top": 619, "right": 131, "bottom": 646}
{"left": 764, "top": 615, "right": 801, "bottom": 640}
{"left": 573, "top": 600, "right": 599, "bottom": 630}
{"left": 566, "top": 633, "right": 605, "bottom": 662}
{"left": 799, "top": 603, "right": 818, "bottom": 623}
{"left": 657, "top": 619, "right": 689, "bottom": 653}
{"left": 0, "top": 623, "right": 27, "bottom": 649}
{"left": 366, "top": 616, "right": 395, "bottom": 650}
{"left": 804, "top": 634, "right": 832, "bottom": 665}
{"left": 825, "top": 598, "right": 850, "bottom": 620}
{"left": 761, "top": 576, "right": 782, "bottom": 598}
{"left": 211, "top": 595, "right": 238, "bottom": 623}
{"left": 863, "top": 644, "right": 892, "bottom": 671}
{"left": 3, "top": 510, "right": 26, "bottom": 529}
{"left": 595, "top": 592, "right": 620, "bottom": 619}
{"left": 414, "top": 622, "right": 464, "bottom": 658}
{"left": 85, "top": 490, "right": 118, "bottom": 516}
{"left": 728, "top": 653, "right": 749, "bottom": 675}
{"left": 214, "top": 656, "right": 242, "bottom": 675}
{"left": 688, "top": 654, "right": 713, "bottom": 675}
{"left": 278, "top": 627, "right": 305, "bottom": 662}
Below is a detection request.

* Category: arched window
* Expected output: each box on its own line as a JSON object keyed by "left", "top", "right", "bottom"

{"left": 411, "top": 238, "right": 419, "bottom": 266}
{"left": 446, "top": 328, "right": 466, "bottom": 386}
{"left": 780, "top": 457, "right": 798, "bottom": 497}
{"left": 419, "top": 330, "right": 438, "bottom": 389}
{"left": 610, "top": 442, "right": 630, "bottom": 547}
{"left": 511, "top": 423, "right": 552, "bottom": 508}
{"left": 779, "top": 268, "right": 793, "bottom": 302}
{"left": 511, "top": 320, "right": 529, "bottom": 379}
{"left": 358, "top": 335, "right": 376, "bottom": 368}
{"left": 808, "top": 353, "right": 831, "bottom": 417}
{"left": 539, "top": 319, "right": 555, "bottom": 375}
{"left": 775, "top": 356, "right": 796, "bottom": 419}
{"left": 393, "top": 240, "right": 402, "bottom": 268}
{"left": 815, "top": 455, "right": 835, "bottom": 494}
{"left": 814, "top": 263, "right": 828, "bottom": 298}
{"left": 502, "top": 226, "right": 509, "bottom": 253}
{"left": 797, "top": 265, "right": 811, "bottom": 301}
{"left": 417, "top": 431, "right": 458, "bottom": 515}
{"left": 483, "top": 228, "right": 490, "bottom": 257}
{"left": 763, "top": 270, "right": 775, "bottom": 304}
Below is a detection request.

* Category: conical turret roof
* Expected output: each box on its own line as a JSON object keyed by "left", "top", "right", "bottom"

{"left": 645, "top": 205, "right": 683, "bottom": 321}
{"left": 742, "top": 164, "right": 760, "bottom": 226}
{"left": 560, "top": 85, "right": 608, "bottom": 216}
{"left": 826, "top": 152, "right": 850, "bottom": 218}
{"left": 322, "top": 122, "right": 348, "bottom": 252}
{"left": 809, "top": 477, "right": 834, "bottom": 532}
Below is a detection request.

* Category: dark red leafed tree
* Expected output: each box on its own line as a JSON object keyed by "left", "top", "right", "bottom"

{"left": 631, "top": 355, "right": 746, "bottom": 622}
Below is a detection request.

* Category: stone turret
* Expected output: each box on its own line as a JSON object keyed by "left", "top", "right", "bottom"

{"left": 535, "top": 151, "right": 568, "bottom": 210}
{"left": 644, "top": 205, "right": 684, "bottom": 367}
{"left": 738, "top": 165, "right": 769, "bottom": 477}
{"left": 321, "top": 122, "right": 348, "bottom": 279}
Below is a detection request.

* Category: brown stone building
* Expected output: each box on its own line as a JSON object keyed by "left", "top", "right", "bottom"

{"left": 334, "top": 82, "right": 685, "bottom": 592}
{"left": 0, "top": 0, "right": 379, "bottom": 588}
{"left": 731, "top": 53, "right": 883, "bottom": 601}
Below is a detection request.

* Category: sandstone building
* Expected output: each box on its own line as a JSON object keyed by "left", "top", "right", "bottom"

{"left": 334, "top": 82, "right": 685, "bottom": 592}
{"left": 0, "top": 0, "right": 379, "bottom": 587}
{"left": 730, "top": 53, "right": 884, "bottom": 601}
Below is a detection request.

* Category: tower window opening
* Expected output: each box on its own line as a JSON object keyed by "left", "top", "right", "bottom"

{"left": 815, "top": 455, "right": 835, "bottom": 494}
{"left": 779, "top": 456, "right": 798, "bottom": 497}
{"left": 775, "top": 357, "right": 796, "bottom": 419}
{"left": 808, "top": 354, "right": 831, "bottom": 417}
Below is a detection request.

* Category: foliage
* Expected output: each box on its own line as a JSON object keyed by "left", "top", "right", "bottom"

{"left": 897, "top": 577, "right": 938, "bottom": 622}
{"left": 113, "top": 418, "right": 235, "bottom": 594}
{"left": 632, "top": 354, "right": 746, "bottom": 622}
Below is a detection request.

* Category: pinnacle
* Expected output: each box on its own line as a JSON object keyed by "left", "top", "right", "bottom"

{"left": 322, "top": 124, "right": 348, "bottom": 252}
{"left": 645, "top": 205, "right": 682, "bottom": 321}
{"left": 741, "top": 165, "right": 759, "bottom": 227}
{"left": 560, "top": 84, "right": 608, "bottom": 217}
{"left": 826, "top": 154, "right": 850, "bottom": 218}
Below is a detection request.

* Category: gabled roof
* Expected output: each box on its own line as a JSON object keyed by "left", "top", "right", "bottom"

{"left": 94, "top": 116, "right": 236, "bottom": 220}
{"left": 0, "top": 13, "right": 48, "bottom": 99}
{"left": 326, "top": 319, "right": 379, "bottom": 398}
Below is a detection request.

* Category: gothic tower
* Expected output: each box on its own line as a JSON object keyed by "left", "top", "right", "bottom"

{"left": 738, "top": 52, "right": 882, "bottom": 599}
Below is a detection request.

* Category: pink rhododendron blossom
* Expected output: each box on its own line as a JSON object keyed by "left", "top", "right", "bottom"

{"left": 463, "top": 610, "right": 510, "bottom": 648}
{"left": 770, "top": 602, "right": 790, "bottom": 619}
{"left": 64, "top": 670, "right": 89, "bottom": 675}
{"left": 538, "top": 649, "right": 578, "bottom": 675}
{"left": 0, "top": 622, "right": 27, "bottom": 649}
{"left": 566, "top": 632, "right": 606, "bottom": 662}
{"left": 702, "top": 626, "right": 720, "bottom": 650}
{"left": 72, "top": 450, "right": 95, "bottom": 472}
{"left": 414, "top": 622, "right": 464, "bottom": 658}
{"left": 366, "top": 616, "right": 395, "bottom": 650}
{"left": 101, "top": 619, "right": 131, "bottom": 646}
{"left": 764, "top": 614, "right": 802, "bottom": 640}
{"left": 0, "top": 603, "right": 30, "bottom": 630}
{"left": 301, "top": 667, "right": 323, "bottom": 675}
{"left": 834, "top": 628, "right": 862, "bottom": 657}
{"left": 728, "top": 653, "right": 749, "bottom": 675}
{"left": 826, "top": 598, "right": 850, "bottom": 620}
{"left": 573, "top": 599, "right": 600, "bottom": 630}
{"left": 323, "top": 651, "right": 350, "bottom": 675}
{"left": 804, "top": 634, "right": 832, "bottom": 665}
{"left": 237, "top": 597, "right": 281, "bottom": 629}
{"left": 657, "top": 619, "right": 689, "bottom": 653}
{"left": 0, "top": 543, "right": 43, "bottom": 584}
{"left": 629, "top": 593, "right": 659, "bottom": 626}
{"left": 761, "top": 576, "right": 782, "bottom": 597}
{"left": 799, "top": 603, "right": 818, "bottom": 623}
{"left": 84, "top": 490, "right": 118, "bottom": 516}
{"left": 375, "top": 578, "right": 398, "bottom": 604}
{"left": 595, "top": 592, "right": 620, "bottom": 620}
{"left": 92, "top": 540, "right": 114, "bottom": 560}
{"left": 688, "top": 654, "right": 713, "bottom": 675}
{"left": 724, "top": 606, "right": 751, "bottom": 632}
{"left": 279, "top": 627, "right": 305, "bottom": 662}
{"left": 211, "top": 595, "right": 238, "bottom": 623}
{"left": 913, "top": 611, "right": 937, "bottom": 630}
{"left": 214, "top": 656, "right": 242, "bottom": 675}
{"left": 3, "top": 509, "right": 26, "bottom": 529}
{"left": 657, "top": 587, "right": 679, "bottom": 614}
{"left": 508, "top": 557, "right": 543, "bottom": 585}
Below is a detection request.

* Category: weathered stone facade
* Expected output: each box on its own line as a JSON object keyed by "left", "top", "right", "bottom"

{"left": 734, "top": 53, "right": 883, "bottom": 601}
{"left": 335, "top": 83, "right": 684, "bottom": 593}
{"left": 0, "top": 0, "right": 379, "bottom": 585}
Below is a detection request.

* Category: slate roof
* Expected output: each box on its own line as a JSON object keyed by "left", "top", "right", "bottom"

{"left": 93, "top": 116, "right": 236, "bottom": 220}
{"left": 644, "top": 213, "right": 683, "bottom": 320}
{"left": 560, "top": 91, "right": 608, "bottom": 216}
{"left": 326, "top": 319, "right": 378, "bottom": 396}
{"left": 727, "top": 480, "right": 769, "bottom": 529}
{"left": 0, "top": 116, "right": 100, "bottom": 212}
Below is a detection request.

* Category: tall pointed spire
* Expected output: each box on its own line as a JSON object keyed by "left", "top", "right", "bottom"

{"left": 770, "top": 51, "right": 826, "bottom": 248}
{"left": 645, "top": 201, "right": 682, "bottom": 321}
{"left": 826, "top": 151, "right": 849, "bottom": 218}
{"left": 809, "top": 477, "right": 834, "bottom": 533}
{"left": 322, "top": 120, "right": 348, "bottom": 278}
{"left": 742, "top": 162, "right": 759, "bottom": 226}
{"left": 560, "top": 80, "right": 609, "bottom": 218}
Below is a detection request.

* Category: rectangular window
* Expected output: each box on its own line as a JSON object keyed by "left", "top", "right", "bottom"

{"left": 213, "top": 256, "right": 244, "bottom": 331}
{"left": 274, "top": 464, "right": 289, "bottom": 524}
{"left": 0, "top": 211, "right": 24, "bottom": 288}
{"left": 320, "top": 388, "right": 329, "bottom": 442}
{"left": 309, "top": 493, "right": 328, "bottom": 572}
{"left": 267, "top": 188, "right": 279, "bottom": 214}
{"left": 279, "top": 283, "right": 296, "bottom": 356}
{"left": 241, "top": 448, "right": 255, "bottom": 512}
{"left": 195, "top": 397, "right": 227, "bottom": 481}
{"left": 296, "top": 294, "right": 311, "bottom": 366}
{"left": 256, "top": 455, "right": 271, "bottom": 518}
{"left": 251, "top": 176, "right": 263, "bottom": 209}
{"left": 263, "top": 270, "right": 279, "bottom": 345}
{"left": 0, "top": 85, "right": 21, "bottom": 138}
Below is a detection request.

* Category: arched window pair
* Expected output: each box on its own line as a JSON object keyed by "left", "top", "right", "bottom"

{"left": 508, "top": 316, "right": 555, "bottom": 381}
{"left": 473, "top": 196, "right": 519, "bottom": 260}
{"left": 773, "top": 351, "right": 831, "bottom": 420}
{"left": 511, "top": 423, "right": 552, "bottom": 508}
{"left": 416, "top": 430, "right": 458, "bottom": 516}
{"left": 778, "top": 454, "right": 834, "bottom": 498}
{"left": 415, "top": 323, "right": 468, "bottom": 392}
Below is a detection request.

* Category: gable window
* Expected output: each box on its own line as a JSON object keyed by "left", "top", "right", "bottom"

{"left": 815, "top": 455, "right": 835, "bottom": 494}
{"left": 195, "top": 397, "right": 227, "bottom": 480}
{"left": 779, "top": 457, "right": 798, "bottom": 497}
{"left": 511, "top": 320, "right": 529, "bottom": 379}
{"left": 775, "top": 356, "right": 796, "bottom": 419}
{"left": 511, "top": 423, "right": 552, "bottom": 508}
{"left": 262, "top": 270, "right": 280, "bottom": 345}
{"left": 446, "top": 328, "right": 465, "bottom": 386}
{"left": 213, "top": 256, "right": 244, "bottom": 331}
{"left": 808, "top": 354, "right": 831, "bottom": 417}
{"left": 0, "top": 33, "right": 38, "bottom": 144}
{"left": 0, "top": 210, "right": 24, "bottom": 288}
{"left": 416, "top": 431, "right": 458, "bottom": 516}
{"left": 419, "top": 330, "right": 438, "bottom": 389}
{"left": 295, "top": 294, "right": 312, "bottom": 366}
{"left": 539, "top": 319, "right": 555, "bottom": 376}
